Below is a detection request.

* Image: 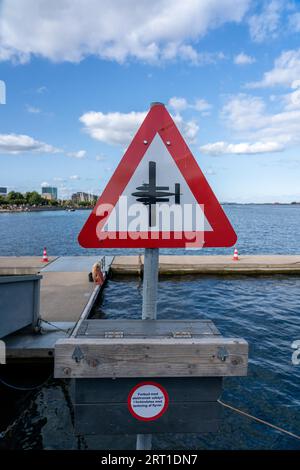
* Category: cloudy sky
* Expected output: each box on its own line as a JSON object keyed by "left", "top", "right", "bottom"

{"left": 1, "top": 0, "right": 300, "bottom": 202}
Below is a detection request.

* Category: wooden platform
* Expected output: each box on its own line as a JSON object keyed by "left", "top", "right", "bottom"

{"left": 55, "top": 319, "right": 248, "bottom": 378}
{"left": 111, "top": 254, "right": 300, "bottom": 275}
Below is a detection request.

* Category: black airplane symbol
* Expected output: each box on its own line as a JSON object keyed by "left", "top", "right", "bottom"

{"left": 131, "top": 161, "right": 181, "bottom": 227}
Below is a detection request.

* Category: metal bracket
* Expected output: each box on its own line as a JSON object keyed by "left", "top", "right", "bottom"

{"left": 104, "top": 331, "right": 124, "bottom": 339}
{"left": 72, "top": 346, "right": 84, "bottom": 363}
{"left": 217, "top": 346, "right": 229, "bottom": 362}
{"left": 172, "top": 331, "right": 192, "bottom": 338}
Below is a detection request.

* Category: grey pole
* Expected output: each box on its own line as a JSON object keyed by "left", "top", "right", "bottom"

{"left": 136, "top": 247, "right": 159, "bottom": 450}
{"left": 142, "top": 248, "right": 159, "bottom": 320}
{"left": 136, "top": 433, "right": 153, "bottom": 451}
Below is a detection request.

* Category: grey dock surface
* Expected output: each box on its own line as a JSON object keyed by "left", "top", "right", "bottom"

{"left": 2, "top": 254, "right": 300, "bottom": 277}
{"left": 1, "top": 254, "right": 299, "bottom": 362}
{"left": 3, "top": 256, "right": 113, "bottom": 361}
{"left": 0, "top": 256, "right": 57, "bottom": 275}
{"left": 111, "top": 254, "right": 300, "bottom": 275}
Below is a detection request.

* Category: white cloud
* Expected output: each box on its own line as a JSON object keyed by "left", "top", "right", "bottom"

{"left": 80, "top": 111, "right": 147, "bottom": 146}
{"left": 248, "top": 48, "right": 300, "bottom": 88}
{"left": 173, "top": 114, "right": 199, "bottom": 144}
{"left": 26, "top": 105, "right": 41, "bottom": 114}
{"left": 36, "top": 86, "right": 47, "bottom": 94}
{"left": 168, "top": 96, "right": 212, "bottom": 114}
{"left": 248, "top": 0, "right": 283, "bottom": 43}
{"left": 200, "top": 141, "right": 283, "bottom": 155}
{"left": 0, "top": 133, "right": 60, "bottom": 154}
{"left": 171, "top": 46, "right": 226, "bottom": 65}
{"left": 69, "top": 175, "right": 80, "bottom": 180}
{"left": 41, "top": 181, "right": 50, "bottom": 187}
{"left": 202, "top": 85, "right": 300, "bottom": 154}
{"left": 234, "top": 52, "right": 255, "bottom": 65}
{"left": 0, "top": 0, "right": 250, "bottom": 64}
{"left": 0, "top": 133, "right": 86, "bottom": 159}
{"left": 95, "top": 155, "right": 106, "bottom": 161}
{"left": 289, "top": 11, "right": 300, "bottom": 32}
{"left": 168, "top": 97, "right": 188, "bottom": 112}
{"left": 80, "top": 109, "right": 199, "bottom": 146}
{"left": 67, "top": 150, "right": 86, "bottom": 159}
{"left": 53, "top": 177, "right": 65, "bottom": 182}
{"left": 193, "top": 98, "right": 212, "bottom": 112}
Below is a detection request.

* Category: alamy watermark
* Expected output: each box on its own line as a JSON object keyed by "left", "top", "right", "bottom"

{"left": 96, "top": 197, "right": 206, "bottom": 248}
{"left": 0, "top": 80, "right": 6, "bottom": 104}
{"left": 291, "top": 340, "right": 300, "bottom": 365}
{"left": 0, "top": 340, "right": 6, "bottom": 364}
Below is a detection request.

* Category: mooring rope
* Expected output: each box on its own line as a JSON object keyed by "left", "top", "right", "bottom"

{"left": 39, "top": 318, "right": 73, "bottom": 334}
{"left": 218, "top": 399, "right": 300, "bottom": 441}
{"left": 0, "top": 375, "right": 51, "bottom": 391}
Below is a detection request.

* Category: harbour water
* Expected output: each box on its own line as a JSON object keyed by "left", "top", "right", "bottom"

{"left": 0, "top": 205, "right": 300, "bottom": 449}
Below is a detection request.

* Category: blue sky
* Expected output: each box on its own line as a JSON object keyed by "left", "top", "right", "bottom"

{"left": 1, "top": 0, "right": 300, "bottom": 202}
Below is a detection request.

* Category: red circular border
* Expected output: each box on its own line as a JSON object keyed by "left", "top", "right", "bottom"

{"left": 127, "top": 381, "right": 169, "bottom": 422}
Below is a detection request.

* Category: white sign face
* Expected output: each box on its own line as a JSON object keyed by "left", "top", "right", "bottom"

{"left": 102, "top": 134, "right": 211, "bottom": 233}
{"left": 128, "top": 382, "right": 169, "bottom": 421}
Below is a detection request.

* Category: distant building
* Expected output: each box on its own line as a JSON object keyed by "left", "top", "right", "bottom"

{"left": 41, "top": 186, "right": 57, "bottom": 200}
{"left": 0, "top": 187, "right": 7, "bottom": 197}
{"left": 71, "top": 192, "right": 98, "bottom": 203}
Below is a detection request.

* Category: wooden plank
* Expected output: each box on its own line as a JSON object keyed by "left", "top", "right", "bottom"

{"left": 54, "top": 337, "right": 248, "bottom": 378}
{"left": 75, "top": 377, "right": 222, "bottom": 403}
{"left": 75, "top": 402, "right": 221, "bottom": 435}
{"left": 78, "top": 319, "right": 220, "bottom": 338}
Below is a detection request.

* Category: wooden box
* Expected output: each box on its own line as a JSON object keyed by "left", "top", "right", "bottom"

{"left": 55, "top": 319, "right": 248, "bottom": 378}
{"left": 55, "top": 319, "right": 248, "bottom": 435}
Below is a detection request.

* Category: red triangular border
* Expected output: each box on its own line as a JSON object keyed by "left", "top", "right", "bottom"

{"left": 78, "top": 104, "right": 237, "bottom": 248}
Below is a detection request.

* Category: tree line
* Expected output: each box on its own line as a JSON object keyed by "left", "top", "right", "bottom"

{"left": 0, "top": 191, "right": 95, "bottom": 207}
{"left": 0, "top": 191, "right": 58, "bottom": 206}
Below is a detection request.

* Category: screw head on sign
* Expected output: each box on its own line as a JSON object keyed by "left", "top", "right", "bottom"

{"left": 143, "top": 140, "right": 148, "bottom": 145}
{"left": 166, "top": 141, "right": 171, "bottom": 145}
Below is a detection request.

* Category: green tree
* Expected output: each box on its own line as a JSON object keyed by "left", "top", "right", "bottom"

{"left": 25, "top": 191, "right": 44, "bottom": 206}
{"left": 7, "top": 191, "right": 25, "bottom": 204}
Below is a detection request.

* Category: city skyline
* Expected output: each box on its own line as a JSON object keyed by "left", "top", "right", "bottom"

{"left": 1, "top": 1, "right": 300, "bottom": 202}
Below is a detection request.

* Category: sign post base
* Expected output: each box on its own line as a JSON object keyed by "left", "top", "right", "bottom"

{"left": 136, "top": 247, "right": 159, "bottom": 450}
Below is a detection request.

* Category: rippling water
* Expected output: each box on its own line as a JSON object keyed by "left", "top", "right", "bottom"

{"left": 0, "top": 206, "right": 300, "bottom": 449}
{"left": 1, "top": 204, "right": 300, "bottom": 256}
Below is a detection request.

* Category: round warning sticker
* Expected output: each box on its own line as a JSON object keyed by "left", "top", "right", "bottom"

{"left": 128, "top": 381, "right": 169, "bottom": 421}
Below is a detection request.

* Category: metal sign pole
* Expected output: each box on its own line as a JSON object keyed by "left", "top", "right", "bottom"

{"left": 136, "top": 247, "right": 159, "bottom": 450}
{"left": 142, "top": 248, "right": 159, "bottom": 320}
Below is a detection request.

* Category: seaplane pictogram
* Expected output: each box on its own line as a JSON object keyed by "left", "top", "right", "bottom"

{"left": 131, "top": 161, "right": 181, "bottom": 227}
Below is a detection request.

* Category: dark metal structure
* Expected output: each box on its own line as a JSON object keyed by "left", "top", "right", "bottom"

{"left": 131, "top": 161, "right": 181, "bottom": 226}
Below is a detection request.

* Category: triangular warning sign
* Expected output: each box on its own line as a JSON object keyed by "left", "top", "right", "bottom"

{"left": 78, "top": 103, "right": 237, "bottom": 248}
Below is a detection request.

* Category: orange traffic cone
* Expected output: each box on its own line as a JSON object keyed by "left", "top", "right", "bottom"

{"left": 233, "top": 248, "right": 239, "bottom": 261}
{"left": 42, "top": 247, "right": 49, "bottom": 262}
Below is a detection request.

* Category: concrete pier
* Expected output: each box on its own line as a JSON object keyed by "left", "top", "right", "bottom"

{"left": 1, "top": 254, "right": 300, "bottom": 361}
{"left": 2, "top": 254, "right": 300, "bottom": 278}
{"left": 111, "top": 255, "right": 300, "bottom": 275}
